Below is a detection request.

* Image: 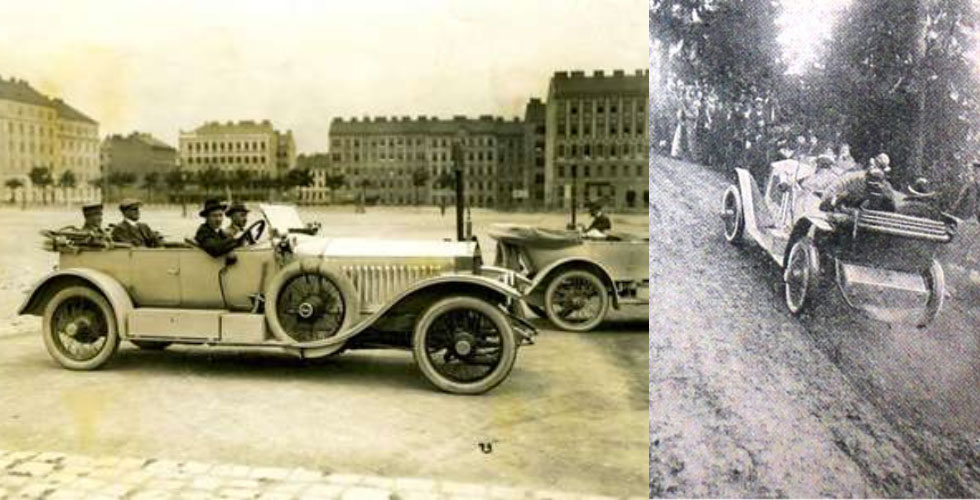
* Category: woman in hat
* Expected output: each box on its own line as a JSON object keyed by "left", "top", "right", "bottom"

{"left": 194, "top": 198, "right": 241, "bottom": 258}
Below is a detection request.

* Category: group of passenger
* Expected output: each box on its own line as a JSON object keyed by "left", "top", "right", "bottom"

{"left": 71, "top": 198, "right": 255, "bottom": 257}
{"left": 795, "top": 142, "right": 942, "bottom": 218}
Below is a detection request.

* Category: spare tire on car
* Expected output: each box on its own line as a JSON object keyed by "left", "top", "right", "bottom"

{"left": 264, "top": 259, "right": 360, "bottom": 346}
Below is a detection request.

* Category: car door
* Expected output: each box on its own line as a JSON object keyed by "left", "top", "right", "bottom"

{"left": 129, "top": 249, "right": 181, "bottom": 307}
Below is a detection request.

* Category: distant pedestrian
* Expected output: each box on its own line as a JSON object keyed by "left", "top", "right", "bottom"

{"left": 111, "top": 198, "right": 162, "bottom": 247}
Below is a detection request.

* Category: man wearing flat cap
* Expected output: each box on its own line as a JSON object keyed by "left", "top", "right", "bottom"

{"left": 194, "top": 198, "right": 242, "bottom": 258}
{"left": 80, "top": 203, "right": 112, "bottom": 247}
{"left": 225, "top": 202, "right": 255, "bottom": 245}
{"left": 111, "top": 198, "right": 162, "bottom": 247}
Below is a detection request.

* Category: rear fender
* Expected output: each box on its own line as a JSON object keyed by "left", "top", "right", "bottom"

{"left": 18, "top": 268, "right": 134, "bottom": 337}
{"left": 525, "top": 257, "right": 619, "bottom": 309}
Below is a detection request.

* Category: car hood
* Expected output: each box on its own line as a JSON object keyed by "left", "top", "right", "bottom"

{"left": 292, "top": 236, "right": 477, "bottom": 259}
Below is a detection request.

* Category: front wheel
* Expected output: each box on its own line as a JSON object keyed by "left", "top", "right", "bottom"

{"left": 544, "top": 269, "right": 610, "bottom": 332}
{"left": 721, "top": 185, "right": 745, "bottom": 244}
{"left": 918, "top": 259, "right": 945, "bottom": 328}
{"left": 42, "top": 286, "right": 120, "bottom": 370}
{"left": 413, "top": 296, "right": 518, "bottom": 395}
{"left": 784, "top": 238, "right": 821, "bottom": 315}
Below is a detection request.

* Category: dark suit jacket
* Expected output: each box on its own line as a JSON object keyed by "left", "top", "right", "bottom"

{"left": 111, "top": 219, "right": 161, "bottom": 247}
{"left": 586, "top": 214, "right": 612, "bottom": 232}
{"left": 195, "top": 223, "right": 240, "bottom": 258}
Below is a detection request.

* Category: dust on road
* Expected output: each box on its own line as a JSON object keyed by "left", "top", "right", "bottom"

{"left": 649, "top": 154, "right": 979, "bottom": 497}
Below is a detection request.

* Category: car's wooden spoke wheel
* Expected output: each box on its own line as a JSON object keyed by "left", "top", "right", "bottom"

{"left": 413, "top": 297, "right": 517, "bottom": 395}
{"left": 544, "top": 270, "right": 609, "bottom": 332}
{"left": 42, "top": 286, "right": 119, "bottom": 370}
{"left": 721, "top": 185, "right": 744, "bottom": 244}
{"left": 276, "top": 273, "right": 346, "bottom": 343}
{"left": 784, "top": 238, "right": 820, "bottom": 315}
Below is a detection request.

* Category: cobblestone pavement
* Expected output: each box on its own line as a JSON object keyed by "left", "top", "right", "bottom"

{"left": 0, "top": 450, "right": 644, "bottom": 500}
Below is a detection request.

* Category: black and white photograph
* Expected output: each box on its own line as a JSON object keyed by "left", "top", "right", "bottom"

{"left": 651, "top": 0, "right": 979, "bottom": 497}
{"left": 0, "top": 1, "right": 650, "bottom": 499}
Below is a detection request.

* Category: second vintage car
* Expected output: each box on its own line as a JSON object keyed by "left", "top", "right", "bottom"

{"left": 721, "top": 158, "right": 957, "bottom": 326}
{"left": 19, "top": 204, "right": 535, "bottom": 395}
{"left": 486, "top": 223, "right": 649, "bottom": 332}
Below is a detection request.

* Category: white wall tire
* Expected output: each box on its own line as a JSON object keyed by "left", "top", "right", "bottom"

{"left": 544, "top": 269, "right": 609, "bottom": 332}
{"left": 413, "top": 296, "right": 517, "bottom": 395}
{"left": 42, "top": 286, "right": 120, "bottom": 371}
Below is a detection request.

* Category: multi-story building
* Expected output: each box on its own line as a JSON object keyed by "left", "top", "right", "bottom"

{"left": 328, "top": 115, "right": 529, "bottom": 208}
{"left": 100, "top": 132, "right": 177, "bottom": 180}
{"left": 545, "top": 69, "right": 649, "bottom": 210}
{"left": 523, "top": 98, "right": 547, "bottom": 206}
{"left": 178, "top": 120, "right": 296, "bottom": 177}
{"left": 0, "top": 77, "right": 100, "bottom": 185}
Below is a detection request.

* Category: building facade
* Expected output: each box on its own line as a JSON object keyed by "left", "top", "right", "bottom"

{"left": 545, "top": 69, "right": 649, "bottom": 210}
{"left": 328, "top": 115, "right": 529, "bottom": 208}
{"left": 178, "top": 120, "right": 296, "bottom": 177}
{"left": 0, "top": 77, "right": 100, "bottom": 185}
{"left": 100, "top": 132, "right": 177, "bottom": 179}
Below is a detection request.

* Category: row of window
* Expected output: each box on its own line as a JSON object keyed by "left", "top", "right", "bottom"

{"left": 331, "top": 149, "right": 525, "bottom": 164}
{"left": 556, "top": 142, "right": 646, "bottom": 160}
{"left": 2, "top": 121, "right": 97, "bottom": 138}
{"left": 184, "top": 156, "right": 270, "bottom": 165}
{"left": 561, "top": 98, "right": 646, "bottom": 116}
{"left": 556, "top": 164, "right": 647, "bottom": 179}
{"left": 184, "top": 140, "right": 269, "bottom": 153}
{"left": 332, "top": 135, "right": 518, "bottom": 150}
{"left": 3, "top": 140, "right": 98, "bottom": 155}
{"left": 555, "top": 121, "right": 645, "bottom": 138}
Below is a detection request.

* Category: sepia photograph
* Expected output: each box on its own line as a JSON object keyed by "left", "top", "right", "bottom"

{"left": 651, "top": 0, "right": 979, "bottom": 497}
{"left": 0, "top": 1, "right": 650, "bottom": 499}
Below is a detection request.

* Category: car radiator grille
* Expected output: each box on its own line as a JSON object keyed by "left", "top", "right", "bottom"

{"left": 340, "top": 264, "right": 442, "bottom": 311}
{"left": 857, "top": 210, "right": 951, "bottom": 242}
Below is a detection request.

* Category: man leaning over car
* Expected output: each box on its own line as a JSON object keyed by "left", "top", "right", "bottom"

{"left": 194, "top": 198, "right": 243, "bottom": 258}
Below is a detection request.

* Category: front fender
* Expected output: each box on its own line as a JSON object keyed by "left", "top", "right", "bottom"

{"left": 525, "top": 257, "right": 619, "bottom": 309}
{"left": 18, "top": 268, "right": 135, "bottom": 337}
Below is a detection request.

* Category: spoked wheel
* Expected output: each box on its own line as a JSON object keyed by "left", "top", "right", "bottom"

{"left": 413, "top": 296, "right": 517, "bottom": 395}
{"left": 131, "top": 340, "right": 172, "bottom": 350}
{"left": 543, "top": 269, "right": 609, "bottom": 332}
{"left": 42, "top": 286, "right": 119, "bottom": 370}
{"left": 918, "top": 259, "right": 945, "bottom": 328}
{"left": 784, "top": 238, "right": 821, "bottom": 315}
{"left": 276, "top": 273, "right": 347, "bottom": 343}
{"left": 721, "top": 185, "right": 745, "bottom": 244}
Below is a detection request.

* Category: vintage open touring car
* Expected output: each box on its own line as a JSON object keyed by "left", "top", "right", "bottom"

{"left": 19, "top": 204, "right": 536, "bottom": 395}
{"left": 720, "top": 158, "right": 958, "bottom": 326}
{"left": 486, "top": 224, "right": 649, "bottom": 332}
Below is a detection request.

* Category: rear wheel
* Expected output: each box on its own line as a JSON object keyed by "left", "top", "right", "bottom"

{"left": 918, "top": 259, "right": 945, "bottom": 328}
{"left": 784, "top": 238, "right": 821, "bottom": 315}
{"left": 413, "top": 296, "right": 517, "bottom": 395}
{"left": 544, "top": 269, "right": 609, "bottom": 332}
{"left": 42, "top": 286, "right": 119, "bottom": 370}
{"left": 721, "top": 185, "right": 745, "bottom": 244}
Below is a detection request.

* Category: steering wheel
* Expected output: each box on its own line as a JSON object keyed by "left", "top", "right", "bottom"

{"left": 239, "top": 219, "right": 266, "bottom": 244}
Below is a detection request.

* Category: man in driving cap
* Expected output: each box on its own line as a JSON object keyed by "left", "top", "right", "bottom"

{"left": 225, "top": 202, "right": 255, "bottom": 245}
{"left": 194, "top": 198, "right": 241, "bottom": 258}
{"left": 80, "top": 203, "right": 112, "bottom": 247}
{"left": 111, "top": 198, "right": 162, "bottom": 247}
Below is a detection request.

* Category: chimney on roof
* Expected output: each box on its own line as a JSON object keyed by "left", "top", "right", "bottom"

{"left": 594, "top": 70, "right": 605, "bottom": 77}
{"left": 635, "top": 69, "right": 645, "bottom": 76}
{"left": 613, "top": 69, "right": 625, "bottom": 77}
{"left": 570, "top": 70, "right": 585, "bottom": 78}
{"left": 554, "top": 71, "right": 568, "bottom": 79}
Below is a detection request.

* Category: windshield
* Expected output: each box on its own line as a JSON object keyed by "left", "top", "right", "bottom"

{"left": 258, "top": 204, "right": 305, "bottom": 236}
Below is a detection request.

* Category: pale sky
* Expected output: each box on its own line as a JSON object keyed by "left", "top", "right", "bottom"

{"left": 0, "top": 0, "right": 648, "bottom": 153}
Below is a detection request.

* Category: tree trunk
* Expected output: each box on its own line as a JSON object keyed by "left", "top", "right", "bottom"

{"left": 909, "top": 0, "right": 928, "bottom": 179}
